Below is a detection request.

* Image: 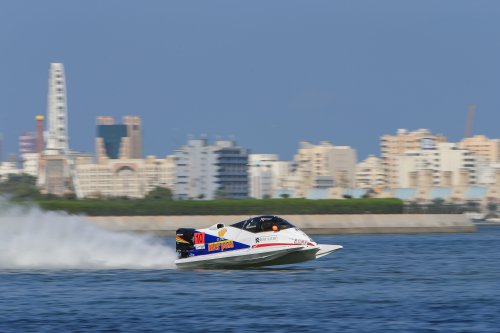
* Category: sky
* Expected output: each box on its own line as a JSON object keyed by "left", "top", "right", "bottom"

{"left": 1, "top": 1, "right": 499, "bottom": 162}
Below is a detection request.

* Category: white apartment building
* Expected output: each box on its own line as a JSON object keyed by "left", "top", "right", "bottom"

{"left": 175, "top": 139, "right": 217, "bottom": 200}
{"left": 293, "top": 141, "right": 357, "bottom": 197}
{"left": 21, "top": 153, "right": 39, "bottom": 177}
{"left": 249, "top": 154, "right": 277, "bottom": 199}
{"left": 249, "top": 154, "right": 297, "bottom": 199}
{"left": 175, "top": 139, "right": 249, "bottom": 200}
{"left": 75, "top": 155, "right": 176, "bottom": 199}
{"left": 0, "top": 162, "right": 21, "bottom": 182}
{"left": 397, "top": 142, "right": 478, "bottom": 188}
{"left": 381, "top": 129, "right": 447, "bottom": 188}
{"left": 355, "top": 155, "right": 385, "bottom": 189}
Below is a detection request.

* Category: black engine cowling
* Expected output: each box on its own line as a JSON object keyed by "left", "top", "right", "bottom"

{"left": 176, "top": 228, "right": 195, "bottom": 258}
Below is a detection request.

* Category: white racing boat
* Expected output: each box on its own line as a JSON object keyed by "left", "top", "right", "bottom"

{"left": 175, "top": 215, "right": 342, "bottom": 268}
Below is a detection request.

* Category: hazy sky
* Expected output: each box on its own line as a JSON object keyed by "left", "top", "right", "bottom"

{"left": 1, "top": 1, "right": 499, "bottom": 161}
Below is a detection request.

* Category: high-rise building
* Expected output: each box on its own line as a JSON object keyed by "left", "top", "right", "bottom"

{"left": 249, "top": 154, "right": 278, "bottom": 199}
{"left": 355, "top": 155, "right": 385, "bottom": 189}
{"left": 380, "top": 129, "right": 447, "bottom": 188}
{"left": 396, "top": 142, "right": 478, "bottom": 188}
{"left": 458, "top": 135, "right": 500, "bottom": 163}
{"left": 96, "top": 116, "right": 143, "bottom": 161}
{"left": 249, "top": 154, "right": 298, "bottom": 199}
{"left": 19, "top": 132, "right": 37, "bottom": 162}
{"left": 175, "top": 139, "right": 249, "bottom": 200}
{"left": 293, "top": 141, "right": 357, "bottom": 197}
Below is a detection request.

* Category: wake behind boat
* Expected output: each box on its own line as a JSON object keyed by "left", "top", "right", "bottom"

{"left": 175, "top": 215, "right": 342, "bottom": 268}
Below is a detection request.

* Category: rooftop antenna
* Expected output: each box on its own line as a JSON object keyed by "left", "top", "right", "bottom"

{"left": 465, "top": 104, "right": 476, "bottom": 138}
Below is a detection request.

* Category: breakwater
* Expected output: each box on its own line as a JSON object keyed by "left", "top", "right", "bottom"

{"left": 85, "top": 214, "right": 475, "bottom": 235}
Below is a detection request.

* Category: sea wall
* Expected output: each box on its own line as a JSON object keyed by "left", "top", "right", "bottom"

{"left": 84, "top": 214, "right": 475, "bottom": 235}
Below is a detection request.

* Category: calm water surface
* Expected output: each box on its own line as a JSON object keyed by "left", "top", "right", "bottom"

{"left": 1, "top": 227, "right": 499, "bottom": 332}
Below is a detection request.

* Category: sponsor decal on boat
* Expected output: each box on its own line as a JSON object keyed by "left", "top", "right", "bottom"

{"left": 208, "top": 240, "right": 234, "bottom": 252}
{"left": 194, "top": 232, "right": 205, "bottom": 244}
{"left": 176, "top": 235, "right": 190, "bottom": 244}
{"left": 218, "top": 228, "right": 227, "bottom": 238}
{"left": 255, "top": 235, "right": 278, "bottom": 243}
{"left": 194, "top": 244, "right": 205, "bottom": 250}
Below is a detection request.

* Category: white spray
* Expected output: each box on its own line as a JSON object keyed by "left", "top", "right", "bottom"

{"left": 0, "top": 201, "right": 177, "bottom": 269}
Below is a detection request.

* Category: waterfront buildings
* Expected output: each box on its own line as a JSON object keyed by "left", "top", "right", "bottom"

{"left": 75, "top": 155, "right": 176, "bottom": 199}
{"left": 458, "top": 135, "right": 500, "bottom": 163}
{"left": 355, "top": 155, "right": 385, "bottom": 189}
{"left": 292, "top": 141, "right": 356, "bottom": 197}
{"left": 96, "top": 116, "right": 143, "bottom": 161}
{"left": 381, "top": 129, "right": 447, "bottom": 188}
{"left": 396, "top": 142, "right": 479, "bottom": 188}
{"left": 175, "top": 139, "right": 249, "bottom": 200}
{"left": 249, "top": 154, "right": 296, "bottom": 199}
{"left": 72, "top": 115, "right": 165, "bottom": 199}
{"left": 7, "top": 63, "right": 498, "bottom": 204}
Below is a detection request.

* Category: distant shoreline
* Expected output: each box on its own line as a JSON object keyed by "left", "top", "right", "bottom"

{"left": 84, "top": 214, "right": 475, "bottom": 235}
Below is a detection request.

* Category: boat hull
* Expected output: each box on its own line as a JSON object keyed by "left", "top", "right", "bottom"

{"left": 175, "top": 244, "right": 343, "bottom": 269}
{"left": 242, "top": 244, "right": 343, "bottom": 267}
{"left": 175, "top": 245, "right": 305, "bottom": 269}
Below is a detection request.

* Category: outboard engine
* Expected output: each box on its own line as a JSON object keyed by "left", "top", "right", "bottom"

{"left": 176, "top": 228, "right": 195, "bottom": 258}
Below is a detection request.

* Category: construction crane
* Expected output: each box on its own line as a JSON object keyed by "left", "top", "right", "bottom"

{"left": 464, "top": 104, "right": 476, "bottom": 138}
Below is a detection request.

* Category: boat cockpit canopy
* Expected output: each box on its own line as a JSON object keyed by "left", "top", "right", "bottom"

{"left": 231, "top": 216, "right": 295, "bottom": 233}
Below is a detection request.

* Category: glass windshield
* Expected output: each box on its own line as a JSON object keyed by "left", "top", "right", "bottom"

{"left": 231, "top": 216, "right": 295, "bottom": 233}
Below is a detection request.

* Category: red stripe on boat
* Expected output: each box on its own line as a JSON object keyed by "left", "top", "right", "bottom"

{"left": 252, "top": 243, "right": 301, "bottom": 248}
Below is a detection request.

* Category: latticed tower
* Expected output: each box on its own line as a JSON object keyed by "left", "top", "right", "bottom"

{"left": 46, "top": 63, "right": 69, "bottom": 154}
{"left": 39, "top": 63, "right": 82, "bottom": 198}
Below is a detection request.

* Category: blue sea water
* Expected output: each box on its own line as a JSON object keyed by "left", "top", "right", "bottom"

{"left": 1, "top": 227, "right": 499, "bottom": 333}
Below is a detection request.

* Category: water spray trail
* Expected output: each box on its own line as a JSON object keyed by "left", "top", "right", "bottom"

{"left": 0, "top": 200, "right": 177, "bottom": 269}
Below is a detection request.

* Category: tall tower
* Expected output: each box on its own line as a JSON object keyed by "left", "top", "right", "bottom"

{"left": 39, "top": 63, "right": 80, "bottom": 197}
{"left": 46, "top": 63, "right": 69, "bottom": 154}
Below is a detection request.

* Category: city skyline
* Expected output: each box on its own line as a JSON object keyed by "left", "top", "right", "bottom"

{"left": 1, "top": 1, "right": 500, "bottom": 160}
